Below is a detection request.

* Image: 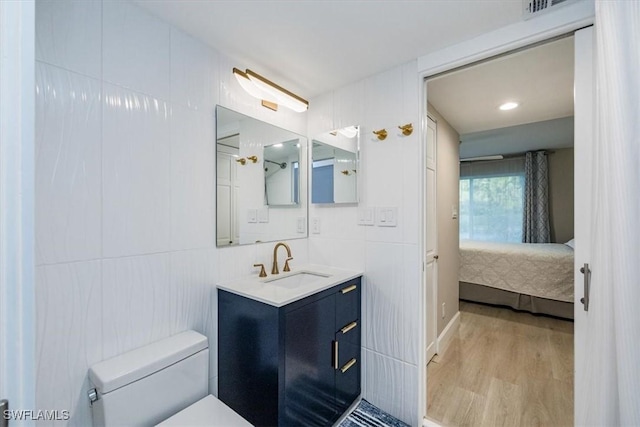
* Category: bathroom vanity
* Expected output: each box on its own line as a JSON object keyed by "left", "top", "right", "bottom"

{"left": 217, "top": 266, "right": 362, "bottom": 426}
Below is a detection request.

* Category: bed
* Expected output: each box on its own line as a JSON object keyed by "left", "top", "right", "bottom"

{"left": 459, "top": 240, "right": 574, "bottom": 319}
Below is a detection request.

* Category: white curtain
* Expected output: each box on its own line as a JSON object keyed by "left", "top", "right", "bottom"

{"left": 586, "top": 2, "right": 640, "bottom": 425}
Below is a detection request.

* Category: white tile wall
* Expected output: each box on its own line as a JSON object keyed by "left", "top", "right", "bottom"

{"left": 362, "top": 349, "right": 405, "bottom": 421}
{"left": 35, "top": 0, "right": 102, "bottom": 79}
{"left": 103, "top": 1, "right": 171, "bottom": 100}
{"left": 35, "top": 63, "right": 102, "bottom": 265}
{"left": 102, "top": 84, "right": 171, "bottom": 258}
{"left": 102, "top": 253, "right": 173, "bottom": 359}
{"left": 36, "top": 261, "right": 102, "bottom": 427}
{"left": 170, "top": 29, "right": 218, "bottom": 113}
{"left": 170, "top": 106, "right": 215, "bottom": 251}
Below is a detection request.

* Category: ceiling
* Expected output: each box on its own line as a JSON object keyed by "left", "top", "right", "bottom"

{"left": 134, "top": 0, "right": 524, "bottom": 99}
{"left": 428, "top": 35, "right": 575, "bottom": 158}
{"left": 427, "top": 35, "right": 575, "bottom": 135}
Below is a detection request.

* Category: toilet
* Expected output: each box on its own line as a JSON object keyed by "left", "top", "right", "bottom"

{"left": 88, "top": 330, "right": 251, "bottom": 427}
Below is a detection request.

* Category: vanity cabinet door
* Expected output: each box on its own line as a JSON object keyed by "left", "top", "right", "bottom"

{"left": 283, "top": 294, "right": 337, "bottom": 426}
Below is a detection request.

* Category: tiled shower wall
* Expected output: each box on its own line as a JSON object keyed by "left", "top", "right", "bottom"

{"left": 34, "top": 1, "right": 307, "bottom": 426}
{"left": 308, "top": 62, "right": 422, "bottom": 425}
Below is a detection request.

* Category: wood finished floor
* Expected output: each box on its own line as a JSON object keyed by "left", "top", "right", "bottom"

{"left": 427, "top": 301, "right": 574, "bottom": 427}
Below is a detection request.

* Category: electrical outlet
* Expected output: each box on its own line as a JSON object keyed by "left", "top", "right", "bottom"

{"left": 311, "top": 217, "right": 321, "bottom": 234}
{"left": 442, "top": 302, "right": 446, "bottom": 319}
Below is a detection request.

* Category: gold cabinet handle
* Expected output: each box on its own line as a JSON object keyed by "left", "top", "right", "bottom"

{"left": 341, "top": 284, "right": 357, "bottom": 294}
{"left": 340, "top": 358, "right": 357, "bottom": 373}
{"left": 333, "top": 341, "right": 339, "bottom": 369}
{"left": 340, "top": 321, "right": 357, "bottom": 334}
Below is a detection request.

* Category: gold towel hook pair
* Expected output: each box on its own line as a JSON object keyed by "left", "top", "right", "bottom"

{"left": 372, "top": 123, "right": 413, "bottom": 140}
{"left": 235, "top": 155, "right": 259, "bottom": 165}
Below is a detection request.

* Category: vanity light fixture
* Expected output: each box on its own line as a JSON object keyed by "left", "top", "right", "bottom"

{"left": 499, "top": 101, "right": 519, "bottom": 111}
{"left": 233, "top": 68, "right": 309, "bottom": 113}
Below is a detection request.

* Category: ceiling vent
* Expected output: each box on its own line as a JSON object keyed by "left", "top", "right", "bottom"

{"left": 523, "top": 0, "right": 576, "bottom": 19}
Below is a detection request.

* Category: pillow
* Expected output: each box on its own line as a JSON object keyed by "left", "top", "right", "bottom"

{"left": 565, "top": 238, "right": 575, "bottom": 249}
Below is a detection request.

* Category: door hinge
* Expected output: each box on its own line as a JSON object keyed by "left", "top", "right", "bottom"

{"left": 580, "top": 263, "right": 591, "bottom": 311}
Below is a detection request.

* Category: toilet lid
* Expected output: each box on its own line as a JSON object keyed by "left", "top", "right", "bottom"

{"left": 156, "top": 395, "right": 253, "bottom": 427}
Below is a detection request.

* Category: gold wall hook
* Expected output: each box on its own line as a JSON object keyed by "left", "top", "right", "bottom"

{"left": 341, "top": 170, "right": 351, "bottom": 176}
{"left": 373, "top": 129, "right": 387, "bottom": 140}
{"left": 398, "top": 123, "right": 413, "bottom": 136}
{"left": 235, "top": 158, "right": 246, "bottom": 165}
{"left": 247, "top": 155, "right": 258, "bottom": 163}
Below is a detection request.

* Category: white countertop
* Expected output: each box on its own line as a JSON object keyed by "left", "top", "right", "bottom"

{"left": 217, "top": 264, "right": 363, "bottom": 307}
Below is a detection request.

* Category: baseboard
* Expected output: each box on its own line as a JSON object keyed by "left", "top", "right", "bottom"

{"left": 436, "top": 311, "right": 460, "bottom": 356}
{"left": 423, "top": 416, "right": 444, "bottom": 427}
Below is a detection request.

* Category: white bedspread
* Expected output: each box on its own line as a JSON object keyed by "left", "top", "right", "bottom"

{"left": 459, "top": 240, "right": 574, "bottom": 302}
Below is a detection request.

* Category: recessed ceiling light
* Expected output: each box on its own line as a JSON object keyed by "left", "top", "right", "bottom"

{"left": 499, "top": 102, "right": 519, "bottom": 111}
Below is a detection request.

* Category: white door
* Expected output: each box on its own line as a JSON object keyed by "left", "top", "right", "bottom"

{"left": 0, "top": 0, "right": 36, "bottom": 418}
{"left": 216, "top": 147, "right": 239, "bottom": 246}
{"left": 573, "top": 26, "right": 593, "bottom": 425}
{"left": 425, "top": 116, "right": 438, "bottom": 364}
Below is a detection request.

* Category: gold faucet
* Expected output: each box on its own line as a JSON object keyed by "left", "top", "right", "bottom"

{"left": 272, "top": 242, "right": 293, "bottom": 275}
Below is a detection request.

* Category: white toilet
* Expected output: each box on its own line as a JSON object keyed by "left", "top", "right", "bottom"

{"left": 88, "top": 330, "right": 251, "bottom": 427}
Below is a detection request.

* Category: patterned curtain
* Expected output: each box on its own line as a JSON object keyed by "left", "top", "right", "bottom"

{"left": 522, "top": 151, "right": 550, "bottom": 243}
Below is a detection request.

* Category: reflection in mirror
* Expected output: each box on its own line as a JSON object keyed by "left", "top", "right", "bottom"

{"left": 264, "top": 140, "right": 300, "bottom": 206}
{"left": 311, "top": 126, "right": 359, "bottom": 204}
{"left": 216, "top": 106, "right": 307, "bottom": 247}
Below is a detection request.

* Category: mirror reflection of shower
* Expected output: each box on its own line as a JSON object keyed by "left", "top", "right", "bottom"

{"left": 264, "top": 159, "right": 287, "bottom": 171}
{"left": 263, "top": 139, "right": 300, "bottom": 206}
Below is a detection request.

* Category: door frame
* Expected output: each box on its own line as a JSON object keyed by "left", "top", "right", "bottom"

{"left": 0, "top": 0, "right": 37, "bottom": 417}
{"left": 416, "top": 2, "right": 594, "bottom": 423}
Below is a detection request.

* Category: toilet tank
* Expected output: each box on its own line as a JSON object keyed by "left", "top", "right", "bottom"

{"left": 88, "top": 330, "right": 209, "bottom": 427}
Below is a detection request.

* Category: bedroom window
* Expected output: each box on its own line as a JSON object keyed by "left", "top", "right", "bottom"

{"left": 459, "top": 158, "right": 525, "bottom": 242}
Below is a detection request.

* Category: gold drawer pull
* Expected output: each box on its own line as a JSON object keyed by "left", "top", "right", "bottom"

{"left": 340, "top": 358, "right": 357, "bottom": 373}
{"left": 341, "top": 321, "right": 357, "bottom": 334}
{"left": 333, "top": 341, "right": 339, "bottom": 369}
{"left": 341, "top": 284, "right": 357, "bottom": 294}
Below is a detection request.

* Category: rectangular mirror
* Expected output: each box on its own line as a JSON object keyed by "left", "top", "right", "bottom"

{"left": 311, "top": 126, "right": 360, "bottom": 204}
{"left": 216, "top": 106, "right": 308, "bottom": 247}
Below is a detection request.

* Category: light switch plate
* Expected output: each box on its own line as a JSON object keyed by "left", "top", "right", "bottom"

{"left": 311, "top": 217, "right": 321, "bottom": 234}
{"left": 376, "top": 207, "right": 398, "bottom": 227}
{"left": 358, "top": 207, "right": 375, "bottom": 226}
{"left": 247, "top": 209, "right": 257, "bottom": 223}
{"left": 297, "top": 217, "right": 306, "bottom": 233}
{"left": 258, "top": 208, "right": 269, "bottom": 223}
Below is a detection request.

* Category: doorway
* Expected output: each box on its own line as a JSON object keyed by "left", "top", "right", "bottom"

{"left": 425, "top": 36, "right": 574, "bottom": 427}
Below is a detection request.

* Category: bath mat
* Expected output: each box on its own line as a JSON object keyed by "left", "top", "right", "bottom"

{"left": 338, "top": 399, "right": 410, "bottom": 427}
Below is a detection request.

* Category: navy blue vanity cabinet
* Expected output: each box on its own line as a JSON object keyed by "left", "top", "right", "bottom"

{"left": 218, "top": 276, "right": 361, "bottom": 427}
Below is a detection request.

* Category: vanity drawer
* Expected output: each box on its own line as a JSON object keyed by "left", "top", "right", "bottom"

{"left": 335, "top": 277, "right": 361, "bottom": 330}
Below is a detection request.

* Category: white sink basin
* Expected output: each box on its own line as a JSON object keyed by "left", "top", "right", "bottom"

{"left": 264, "top": 271, "right": 331, "bottom": 288}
